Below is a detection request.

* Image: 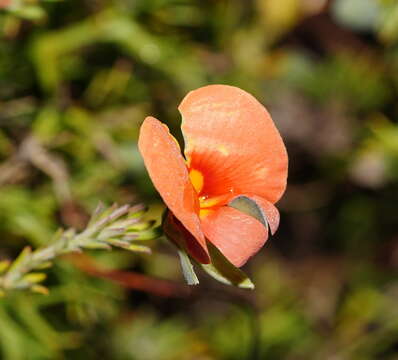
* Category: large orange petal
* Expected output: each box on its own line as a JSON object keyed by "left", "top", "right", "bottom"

{"left": 179, "top": 85, "right": 288, "bottom": 204}
{"left": 201, "top": 206, "right": 268, "bottom": 267}
{"left": 138, "top": 117, "right": 209, "bottom": 262}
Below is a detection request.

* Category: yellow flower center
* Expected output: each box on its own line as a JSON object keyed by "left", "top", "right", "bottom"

{"left": 189, "top": 169, "right": 204, "bottom": 194}
{"left": 189, "top": 168, "right": 232, "bottom": 218}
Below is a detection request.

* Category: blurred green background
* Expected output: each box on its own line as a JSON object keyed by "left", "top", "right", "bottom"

{"left": 1, "top": 0, "right": 398, "bottom": 359}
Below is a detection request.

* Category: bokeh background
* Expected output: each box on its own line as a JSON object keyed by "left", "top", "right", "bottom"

{"left": 1, "top": 0, "right": 398, "bottom": 359}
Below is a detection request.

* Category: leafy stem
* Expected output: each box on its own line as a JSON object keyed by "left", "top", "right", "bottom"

{"left": 0, "top": 203, "right": 161, "bottom": 296}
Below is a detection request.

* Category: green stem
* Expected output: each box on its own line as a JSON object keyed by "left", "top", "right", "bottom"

{"left": 0, "top": 203, "right": 158, "bottom": 295}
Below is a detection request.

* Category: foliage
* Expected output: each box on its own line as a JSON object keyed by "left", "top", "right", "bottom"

{"left": 0, "top": 203, "right": 158, "bottom": 295}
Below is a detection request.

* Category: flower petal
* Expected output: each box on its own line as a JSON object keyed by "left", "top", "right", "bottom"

{"left": 179, "top": 84, "right": 288, "bottom": 204}
{"left": 138, "top": 117, "right": 209, "bottom": 261}
{"left": 163, "top": 211, "right": 210, "bottom": 264}
{"left": 201, "top": 206, "right": 268, "bottom": 267}
{"left": 228, "top": 195, "right": 280, "bottom": 235}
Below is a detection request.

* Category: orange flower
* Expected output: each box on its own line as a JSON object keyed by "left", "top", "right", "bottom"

{"left": 138, "top": 85, "right": 288, "bottom": 267}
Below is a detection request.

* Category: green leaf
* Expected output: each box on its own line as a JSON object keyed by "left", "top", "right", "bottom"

{"left": 127, "top": 204, "right": 148, "bottom": 219}
{"left": 202, "top": 242, "right": 254, "bottom": 289}
{"left": 134, "top": 226, "right": 162, "bottom": 241}
{"left": 127, "top": 220, "right": 156, "bottom": 231}
{"left": 83, "top": 241, "right": 112, "bottom": 250}
{"left": 228, "top": 196, "right": 268, "bottom": 229}
{"left": 178, "top": 250, "right": 199, "bottom": 286}
{"left": 8, "top": 247, "right": 32, "bottom": 274}
{"left": 87, "top": 202, "right": 106, "bottom": 227}
{"left": 30, "top": 285, "right": 49, "bottom": 295}
{"left": 35, "top": 262, "right": 53, "bottom": 270}
{"left": 22, "top": 272, "right": 47, "bottom": 284}
{"left": 127, "top": 244, "right": 151, "bottom": 254}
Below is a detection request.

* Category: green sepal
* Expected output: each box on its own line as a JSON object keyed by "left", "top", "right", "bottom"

{"left": 163, "top": 209, "right": 253, "bottom": 288}
{"left": 201, "top": 242, "right": 254, "bottom": 289}
{"left": 178, "top": 250, "right": 199, "bottom": 285}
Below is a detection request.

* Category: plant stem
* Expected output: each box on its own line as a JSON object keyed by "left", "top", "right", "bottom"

{"left": 0, "top": 203, "right": 159, "bottom": 295}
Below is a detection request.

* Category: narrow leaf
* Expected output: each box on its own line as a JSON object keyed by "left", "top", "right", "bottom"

{"left": 127, "top": 220, "right": 156, "bottom": 231}
{"left": 128, "top": 204, "right": 148, "bottom": 218}
{"left": 87, "top": 201, "right": 105, "bottom": 227}
{"left": 83, "top": 241, "right": 112, "bottom": 250}
{"left": 35, "top": 261, "right": 53, "bottom": 270}
{"left": 8, "top": 247, "right": 32, "bottom": 273}
{"left": 31, "top": 285, "right": 49, "bottom": 295}
{"left": 127, "top": 244, "right": 151, "bottom": 254}
{"left": 22, "top": 272, "right": 47, "bottom": 284}
{"left": 134, "top": 226, "right": 162, "bottom": 241}
{"left": 98, "top": 227, "right": 126, "bottom": 240}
